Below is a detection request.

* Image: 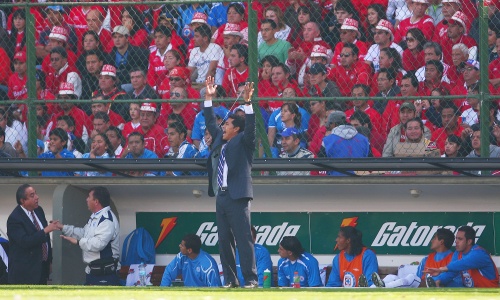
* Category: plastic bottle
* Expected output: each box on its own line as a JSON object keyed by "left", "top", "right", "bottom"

{"left": 263, "top": 269, "right": 271, "bottom": 288}
{"left": 293, "top": 271, "right": 300, "bottom": 288}
{"left": 138, "top": 262, "right": 146, "bottom": 287}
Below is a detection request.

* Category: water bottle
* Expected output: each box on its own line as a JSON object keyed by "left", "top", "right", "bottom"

{"left": 138, "top": 262, "right": 146, "bottom": 287}
{"left": 263, "top": 269, "right": 271, "bottom": 288}
{"left": 293, "top": 271, "right": 300, "bottom": 288}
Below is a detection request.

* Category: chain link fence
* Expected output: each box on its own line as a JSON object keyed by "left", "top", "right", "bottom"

{"left": 0, "top": 0, "right": 498, "bottom": 176}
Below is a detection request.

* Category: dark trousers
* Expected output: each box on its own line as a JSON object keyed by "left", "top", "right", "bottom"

{"left": 216, "top": 189, "right": 257, "bottom": 286}
{"left": 39, "top": 260, "right": 50, "bottom": 285}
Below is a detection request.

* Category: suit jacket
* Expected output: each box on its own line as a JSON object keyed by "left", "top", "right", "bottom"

{"left": 7, "top": 205, "right": 52, "bottom": 284}
{"left": 205, "top": 104, "right": 256, "bottom": 200}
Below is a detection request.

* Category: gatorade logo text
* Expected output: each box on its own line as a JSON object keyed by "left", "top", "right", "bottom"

{"left": 196, "top": 222, "right": 301, "bottom": 247}
{"left": 371, "top": 222, "right": 485, "bottom": 247}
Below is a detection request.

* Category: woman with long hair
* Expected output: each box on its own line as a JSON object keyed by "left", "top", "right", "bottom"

{"left": 371, "top": 47, "right": 405, "bottom": 95}
{"left": 365, "top": 4, "right": 386, "bottom": 45}
{"left": 121, "top": 6, "right": 150, "bottom": 49}
{"left": 326, "top": 226, "right": 379, "bottom": 287}
{"left": 402, "top": 28, "right": 426, "bottom": 72}
{"left": 268, "top": 102, "right": 306, "bottom": 157}
{"left": 211, "top": 3, "right": 248, "bottom": 47}
{"left": 157, "top": 49, "right": 184, "bottom": 98}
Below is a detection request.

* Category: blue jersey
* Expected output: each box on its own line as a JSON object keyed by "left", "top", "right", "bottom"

{"left": 192, "top": 106, "right": 230, "bottom": 141}
{"left": 177, "top": 4, "right": 211, "bottom": 44}
{"left": 278, "top": 252, "right": 322, "bottom": 287}
{"left": 436, "top": 245, "right": 498, "bottom": 287}
{"left": 268, "top": 107, "right": 310, "bottom": 133}
{"left": 76, "top": 153, "right": 113, "bottom": 176}
{"left": 160, "top": 249, "right": 221, "bottom": 287}
{"left": 236, "top": 243, "right": 273, "bottom": 287}
{"left": 38, "top": 149, "right": 75, "bottom": 176}
{"left": 165, "top": 141, "right": 199, "bottom": 176}
{"left": 326, "top": 248, "right": 378, "bottom": 287}
{"left": 124, "top": 149, "right": 160, "bottom": 176}
{"left": 207, "top": 3, "right": 229, "bottom": 28}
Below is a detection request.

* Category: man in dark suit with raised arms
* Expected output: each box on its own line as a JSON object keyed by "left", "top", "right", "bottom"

{"left": 204, "top": 76, "right": 258, "bottom": 288}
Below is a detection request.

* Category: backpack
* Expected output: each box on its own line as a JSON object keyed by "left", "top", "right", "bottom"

{"left": 121, "top": 228, "right": 156, "bottom": 265}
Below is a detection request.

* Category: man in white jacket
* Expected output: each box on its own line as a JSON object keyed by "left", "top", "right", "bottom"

{"left": 55, "top": 186, "right": 120, "bottom": 285}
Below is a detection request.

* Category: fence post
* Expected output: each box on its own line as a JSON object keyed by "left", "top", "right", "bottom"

{"left": 247, "top": 0, "right": 272, "bottom": 158}
{"left": 478, "top": 0, "right": 490, "bottom": 161}
{"left": 25, "top": 3, "right": 38, "bottom": 161}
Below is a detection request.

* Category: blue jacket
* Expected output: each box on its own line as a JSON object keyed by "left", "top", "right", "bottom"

{"left": 236, "top": 243, "right": 273, "bottom": 286}
{"left": 160, "top": 249, "right": 221, "bottom": 287}
{"left": 38, "top": 149, "right": 75, "bottom": 176}
{"left": 278, "top": 252, "right": 322, "bottom": 287}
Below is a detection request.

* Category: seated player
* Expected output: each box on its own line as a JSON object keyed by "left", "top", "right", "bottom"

{"left": 372, "top": 228, "right": 455, "bottom": 288}
{"left": 160, "top": 234, "right": 221, "bottom": 287}
{"left": 326, "top": 226, "right": 379, "bottom": 287}
{"left": 426, "top": 226, "right": 499, "bottom": 288}
{"left": 278, "top": 236, "right": 322, "bottom": 287}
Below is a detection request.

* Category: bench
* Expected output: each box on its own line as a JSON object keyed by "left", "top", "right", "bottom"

{"left": 119, "top": 265, "right": 400, "bottom": 287}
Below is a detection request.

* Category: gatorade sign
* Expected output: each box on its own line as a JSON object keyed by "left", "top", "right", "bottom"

{"left": 137, "top": 212, "right": 496, "bottom": 255}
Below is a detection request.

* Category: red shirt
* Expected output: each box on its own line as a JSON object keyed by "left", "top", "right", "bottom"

{"left": 8, "top": 73, "right": 27, "bottom": 100}
{"left": 330, "top": 61, "right": 371, "bottom": 96}
{"left": 440, "top": 35, "right": 477, "bottom": 66}
{"left": 447, "top": 66, "right": 465, "bottom": 86}
{"left": 122, "top": 121, "right": 141, "bottom": 140}
{"left": 50, "top": 106, "right": 91, "bottom": 139}
{"left": 394, "top": 15, "right": 435, "bottom": 44}
{"left": 147, "top": 49, "right": 169, "bottom": 89}
{"left": 489, "top": 58, "right": 500, "bottom": 96}
{"left": 332, "top": 40, "right": 368, "bottom": 67}
{"left": 402, "top": 49, "right": 425, "bottom": 72}
{"left": 431, "top": 126, "right": 464, "bottom": 154}
{"left": 89, "top": 110, "right": 125, "bottom": 130}
{"left": 129, "top": 29, "right": 150, "bottom": 49}
{"left": 158, "top": 102, "right": 198, "bottom": 130}
{"left": 45, "top": 64, "right": 81, "bottom": 97}
{"left": 100, "top": 29, "right": 114, "bottom": 53}
{"left": 308, "top": 124, "right": 326, "bottom": 156}
{"left": 7, "top": 8, "right": 44, "bottom": 34}
{"left": 222, "top": 67, "right": 249, "bottom": 98}
{"left": 138, "top": 124, "right": 169, "bottom": 157}
{"left": 345, "top": 106, "right": 383, "bottom": 133}
{"left": 418, "top": 80, "right": 451, "bottom": 97}
{"left": 41, "top": 50, "right": 78, "bottom": 75}
{"left": 433, "top": 20, "right": 448, "bottom": 42}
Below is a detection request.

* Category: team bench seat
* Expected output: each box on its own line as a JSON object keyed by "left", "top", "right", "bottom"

{"left": 119, "top": 265, "right": 400, "bottom": 287}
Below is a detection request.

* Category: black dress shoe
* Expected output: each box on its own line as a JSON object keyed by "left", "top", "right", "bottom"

{"left": 243, "top": 281, "right": 258, "bottom": 288}
{"left": 222, "top": 282, "right": 239, "bottom": 288}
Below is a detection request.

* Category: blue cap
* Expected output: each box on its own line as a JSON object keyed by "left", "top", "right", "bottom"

{"left": 281, "top": 127, "right": 299, "bottom": 137}
{"left": 46, "top": 6, "right": 65, "bottom": 13}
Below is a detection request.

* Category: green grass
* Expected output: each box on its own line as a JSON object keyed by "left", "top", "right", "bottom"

{"left": 0, "top": 286, "right": 499, "bottom": 300}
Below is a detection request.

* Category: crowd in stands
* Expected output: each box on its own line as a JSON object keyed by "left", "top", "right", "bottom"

{"left": 1, "top": 0, "right": 500, "bottom": 176}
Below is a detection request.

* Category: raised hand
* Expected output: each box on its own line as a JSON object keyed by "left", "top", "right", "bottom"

{"left": 243, "top": 82, "right": 254, "bottom": 104}
{"left": 205, "top": 76, "right": 217, "bottom": 100}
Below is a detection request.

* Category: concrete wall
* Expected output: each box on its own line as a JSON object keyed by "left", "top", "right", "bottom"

{"left": 1, "top": 177, "right": 499, "bottom": 284}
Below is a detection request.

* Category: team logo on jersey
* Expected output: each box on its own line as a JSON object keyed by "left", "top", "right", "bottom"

{"left": 343, "top": 272, "right": 356, "bottom": 287}
{"left": 196, "top": 267, "right": 201, "bottom": 272}
{"left": 462, "top": 270, "right": 474, "bottom": 287}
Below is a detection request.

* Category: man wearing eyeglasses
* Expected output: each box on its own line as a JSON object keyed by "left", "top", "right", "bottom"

{"left": 331, "top": 18, "right": 368, "bottom": 67}
{"left": 45, "top": 46, "right": 82, "bottom": 99}
{"left": 330, "top": 43, "right": 371, "bottom": 97}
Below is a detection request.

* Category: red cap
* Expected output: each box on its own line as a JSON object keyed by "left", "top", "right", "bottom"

{"left": 169, "top": 67, "right": 189, "bottom": 80}
{"left": 100, "top": 64, "right": 117, "bottom": 77}
{"left": 13, "top": 51, "right": 27, "bottom": 63}
{"left": 449, "top": 11, "right": 468, "bottom": 34}
{"left": 310, "top": 45, "right": 328, "bottom": 58}
{"left": 140, "top": 102, "right": 158, "bottom": 112}
{"left": 191, "top": 12, "right": 208, "bottom": 24}
{"left": 58, "top": 82, "right": 76, "bottom": 95}
{"left": 49, "top": 26, "right": 68, "bottom": 42}
{"left": 376, "top": 19, "right": 395, "bottom": 40}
